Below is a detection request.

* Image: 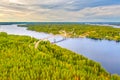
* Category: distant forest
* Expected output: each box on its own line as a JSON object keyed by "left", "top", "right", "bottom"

{"left": 19, "top": 24, "right": 120, "bottom": 42}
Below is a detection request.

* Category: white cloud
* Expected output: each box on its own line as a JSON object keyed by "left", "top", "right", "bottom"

{"left": 78, "top": 5, "right": 120, "bottom": 18}
{"left": 0, "top": 0, "right": 120, "bottom": 22}
{"left": 40, "top": 5, "right": 120, "bottom": 21}
{"left": 5, "top": 0, "right": 69, "bottom": 5}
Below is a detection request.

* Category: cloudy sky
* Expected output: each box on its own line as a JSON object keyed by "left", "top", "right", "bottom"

{"left": 0, "top": 0, "right": 120, "bottom": 22}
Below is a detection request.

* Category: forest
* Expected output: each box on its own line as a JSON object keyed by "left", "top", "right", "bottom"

{"left": 20, "top": 24, "right": 120, "bottom": 42}
{"left": 0, "top": 32, "right": 120, "bottom": 80}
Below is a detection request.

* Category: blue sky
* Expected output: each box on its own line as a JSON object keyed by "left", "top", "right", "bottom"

{"left": 0, "top": 0, "right": 120, "bottom": 22}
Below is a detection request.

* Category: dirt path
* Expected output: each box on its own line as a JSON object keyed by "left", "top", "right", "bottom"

{"left": 34, "top": 35, "right": 55, "bottom": 49}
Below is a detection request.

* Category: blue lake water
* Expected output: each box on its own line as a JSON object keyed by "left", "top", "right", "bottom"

{"left": 0, "top": 24, "right": 120, "bottom": 74}
{"left": 56, "top": 38, "right": 120, "bottom": 74}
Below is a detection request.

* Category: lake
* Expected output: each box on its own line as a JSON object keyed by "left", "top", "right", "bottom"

{"left": 0, "top": 24, "right": 120, "bottom": 74}
{"left": 56, "top": 38, "right": 120, "bottom": 74}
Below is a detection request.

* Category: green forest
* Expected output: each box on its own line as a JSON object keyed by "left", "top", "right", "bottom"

{"left": 0, "top": 32, "right": 120, "bottom": 80}
{"left": 20, "top": 24, "right": 120, "bottom": 42}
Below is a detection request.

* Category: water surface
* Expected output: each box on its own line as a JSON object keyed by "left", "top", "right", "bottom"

{"left": 57, "top": 38, "right": 120, "bottom": 74}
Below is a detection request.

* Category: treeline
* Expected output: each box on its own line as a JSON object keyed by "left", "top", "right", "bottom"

{"left": 22, "top": 24, "right": 120, "bottom": 42}
{"left": 0, "top": 32, "right": 120, "bottom": 80}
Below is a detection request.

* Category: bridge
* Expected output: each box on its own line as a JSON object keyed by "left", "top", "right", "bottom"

{"left": 34, "top": 30, "right": 75, "bottom": 49}
{"left": 34, "top": 34, "right": 67, "bottom": 49}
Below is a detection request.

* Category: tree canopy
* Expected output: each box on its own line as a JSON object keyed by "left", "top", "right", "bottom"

{"left": 0, "top": 32, "right": 120, "bottom": 80}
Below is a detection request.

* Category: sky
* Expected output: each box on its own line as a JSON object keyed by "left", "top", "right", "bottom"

{"left": 0, "top": 0, "right": 120, "bottom": 22}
